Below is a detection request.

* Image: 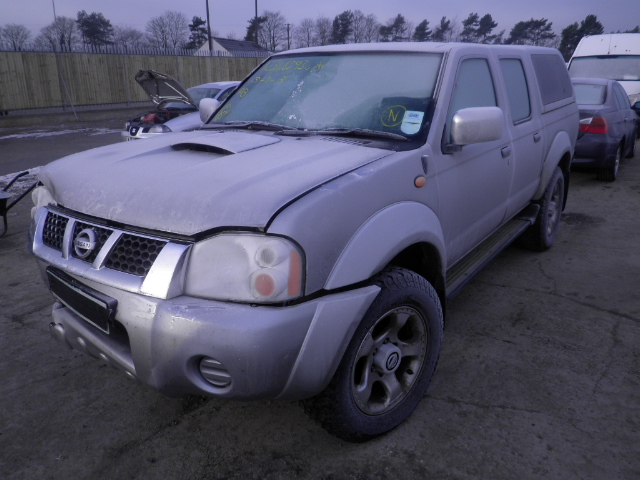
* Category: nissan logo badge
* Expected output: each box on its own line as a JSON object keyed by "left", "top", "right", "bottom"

{"left": 74, "top": 228, "right": 97, "bottom": 259}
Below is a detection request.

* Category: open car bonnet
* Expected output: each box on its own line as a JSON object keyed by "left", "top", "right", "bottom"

{"left": 135, "top": 69, "right": 197, "bottom": 109}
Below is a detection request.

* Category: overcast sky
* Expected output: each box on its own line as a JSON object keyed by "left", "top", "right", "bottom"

{"left": 2, "top": 0, "right": 637, "bottom": 40}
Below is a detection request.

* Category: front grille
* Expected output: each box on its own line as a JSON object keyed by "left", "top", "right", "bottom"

{"left": 43, "top": 212, "right": 69, "bottom": 251}
{"left": 105, "top": 233, "right": 167, "bottom": 276}
{"left": 41, "top": 210, "right": 169, "bottom": 278}
{"left": 71, "top": 222, "right": 113, "bottom": 264}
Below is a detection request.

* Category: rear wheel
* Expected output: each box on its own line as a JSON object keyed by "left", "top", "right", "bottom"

{"left": 302, "top": 268, "right": 443, "bottom": 441}
{"left": 598, "top": 145, "right": 621, "bottom": 181}
{"left": 626, "top": 136, "right": 636, "bottom": 159}
{"left": 518, "top": 167, "right": 565, "bottom": 252}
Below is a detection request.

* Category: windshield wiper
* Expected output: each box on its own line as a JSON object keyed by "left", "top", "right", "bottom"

{"left": 280, "top": 127, "right": 408, "bottom": 141}
{"left": 203, "top": 121, "right": 292, "bottom": 131}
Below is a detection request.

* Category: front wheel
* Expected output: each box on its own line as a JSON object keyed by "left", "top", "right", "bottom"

{"left": 302, "top": 268, "right": 443, "bottom": 441}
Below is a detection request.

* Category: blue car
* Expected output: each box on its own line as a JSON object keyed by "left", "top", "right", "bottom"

{"left": 572, "top": 77, "right": 638, "bottom": 181}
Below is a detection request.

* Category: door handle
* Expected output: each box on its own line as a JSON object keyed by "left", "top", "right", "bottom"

{"left": 501, "top": 146, "right": 512, "bottom": 158}
{"left": 533, "top": 133, "right": 541, "bottom": 142}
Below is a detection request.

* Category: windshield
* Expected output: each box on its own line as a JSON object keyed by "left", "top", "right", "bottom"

{"left": 207, "top": 52, "right": 442, "bottom": 141}
{"left": 569, "top": 56, "right": 640, "bottom": 82}
{"left": 573, "top": 83, "right": 607, "bottom": 105}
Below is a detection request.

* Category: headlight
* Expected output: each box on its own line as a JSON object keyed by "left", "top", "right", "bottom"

{"left": 184, "top": 234, "right": 304, "bottom": 303}
{"left": 149, "top": 124, "right": 172, "bottom": 134}
{"left": 31, "top": 185, "right": 56, "bottom": 219}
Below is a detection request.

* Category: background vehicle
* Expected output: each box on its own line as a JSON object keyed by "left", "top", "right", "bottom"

{"left": 568, "top": 34, "right": 640, "bottom": 107}
{"left": 122, "top": 70, "right": 238, "bottom": 140}
{"left": 30, "top": 43, "right": 577, "bottom": 441}
{"left": 572, "top": 77, "right": 637, "bottom": 181}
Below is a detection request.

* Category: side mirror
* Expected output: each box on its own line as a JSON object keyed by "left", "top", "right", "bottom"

{"left": 199, "top": 98, "right": 221, "bottom": 123}
{"left": 632, "top": 101, "right": 640, "bottom": 114}
{"left": 450, "top": 107, "right": 504, "bottom": 147}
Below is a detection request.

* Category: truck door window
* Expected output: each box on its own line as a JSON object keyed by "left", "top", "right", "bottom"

{"left": 446, "top": 58, "right": 497, "bottom": 141}
{"left": 500, "top": 58, "right": 531, "bottom": 123}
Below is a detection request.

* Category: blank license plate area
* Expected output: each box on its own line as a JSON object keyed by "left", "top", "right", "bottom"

{"left": 47, "top": 268, "right": 117, "bottom": 334}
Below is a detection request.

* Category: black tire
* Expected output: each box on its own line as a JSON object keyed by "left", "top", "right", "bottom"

{"left": 597, "top": 145, "right": 621, "bottom": 182}
{"left": 626, "top": 137, "right": 636, "bottom": 159}
{"left": 518, "top": 167, "right": 565, "bottom": 252}
{"left": 302, "top": 267, "right": 443, "bottom": 441}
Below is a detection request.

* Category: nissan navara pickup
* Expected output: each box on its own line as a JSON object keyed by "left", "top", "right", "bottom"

{"left": 29, "top": 42, "right": 578, "bottom": 441}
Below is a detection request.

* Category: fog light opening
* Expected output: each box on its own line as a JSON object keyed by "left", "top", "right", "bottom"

{"left": 199, "top": 357, "right": 232, "bottom": 388}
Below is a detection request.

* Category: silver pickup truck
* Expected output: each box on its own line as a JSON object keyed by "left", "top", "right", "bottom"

{"left": 29, "top": 42, "right": 578, "bottom": 440}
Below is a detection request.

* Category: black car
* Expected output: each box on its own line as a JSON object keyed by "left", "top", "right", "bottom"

{"left": 572, "top": 77, "right": 638, "bottom": 181}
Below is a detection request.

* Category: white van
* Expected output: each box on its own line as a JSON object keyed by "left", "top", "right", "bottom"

{"left": 568, "top": 33, "right": 640, "bottom": 106}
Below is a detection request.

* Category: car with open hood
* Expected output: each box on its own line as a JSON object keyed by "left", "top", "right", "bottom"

{"left": 30, "top": 42, "right": 577, "bottom": 441}
{"left": 122, "top": 70, "right": 238, "bottom": 140}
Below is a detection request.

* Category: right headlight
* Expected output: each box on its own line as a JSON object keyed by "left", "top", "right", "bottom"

{"left": 184, "top": 233, "right": 304, "bottom": 303}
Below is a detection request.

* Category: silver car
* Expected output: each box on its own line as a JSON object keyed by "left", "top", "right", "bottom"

{"left": 122, "top": 71, "right": 238, "bottom": 140}
{"left": 31, "top": 43, "right": 577, "bottom": 441}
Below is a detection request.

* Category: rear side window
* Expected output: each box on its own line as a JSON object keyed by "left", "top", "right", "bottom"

{"left": 613, "top": 84, "right": 631, "bottom": 109}
{"left": 531, "top": 54, "right": 573, "bottom": 106}
{"left": 500, "top": 58, "right": 531, "bottom": 123}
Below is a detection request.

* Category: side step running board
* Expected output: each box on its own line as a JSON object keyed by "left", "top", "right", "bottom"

{"left": 445, "top": 204, "right": 540, "bottom": 299}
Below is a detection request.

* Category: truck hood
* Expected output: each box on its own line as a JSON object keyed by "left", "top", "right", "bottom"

{"left": 39, "top": 130, "right": 391, "bottom": 236}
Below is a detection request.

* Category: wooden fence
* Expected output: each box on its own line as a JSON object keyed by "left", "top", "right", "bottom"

{"left": 0, "top": 51, "right": 264, "bottom": 112}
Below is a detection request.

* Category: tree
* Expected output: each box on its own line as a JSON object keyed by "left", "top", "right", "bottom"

{"left": 314, "top": 17, "right": 332, "bottom": 46}
{"left": 34, "top": 16, "right": 79, "bottom": 51}
{"left": 244, "top": 15, "right": 265, "bottom": 43}
{"left": 460, "top": 13, "right": 480, "bottom": 43}
{"left": 559, "top": 23, "right": 581, "bottom": 61}
{"left": 351, "top": 10, "right": 366, "bottom": 43}
{"left": 113, "top": 26, "right": 146, "bottom": 51}
{"left": 146, "top": 11, "right": 189, "bottom": 50}
{"left": 559, "top": 15, "right": 604, "bottom": 61}
{"left": 413, "top": 20, "right": 431, "bottom": 42}
{"left": 76, "top": 10, "right": 114, "bottom": 47}
{"left": 432, "top": 17, "right": 452, "bottom": 42}
{"left": 293, "top": 18, "right": 315, "bottom": 48}
{"left": 331, "top": 10, "right": 354, "bottom": 44}
{"left": 361, "top": 14, "right": 380, "bottom": 43}
{"left": 185, "top": 16, "right": 208, "bottom": 49}
{"left": 379, "top": 14, "right": 408, "bottom": 42}
{"left": 1, "top": 24, "right": 31, "bottom": 50}
{"left": 505, "top": 18, "right": 555, "bottom": 46}
{"left": 258, "top": 10, "right": 286, "bottom": 51}
{"left": 579, "top": 14, "right": 604, "bottom": 37}
{"left": 477, "top": 14, "right": 498, "bottom": 43}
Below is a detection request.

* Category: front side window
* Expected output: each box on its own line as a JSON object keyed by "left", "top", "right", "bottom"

{"left": 446, "top": 58, "right": 497, "bottom": 140}
{"left": 206, "top": 52, "right": 443, "bottom": 142}
{"left": 500, "top": 58, "right": 531, "bottom": 123}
